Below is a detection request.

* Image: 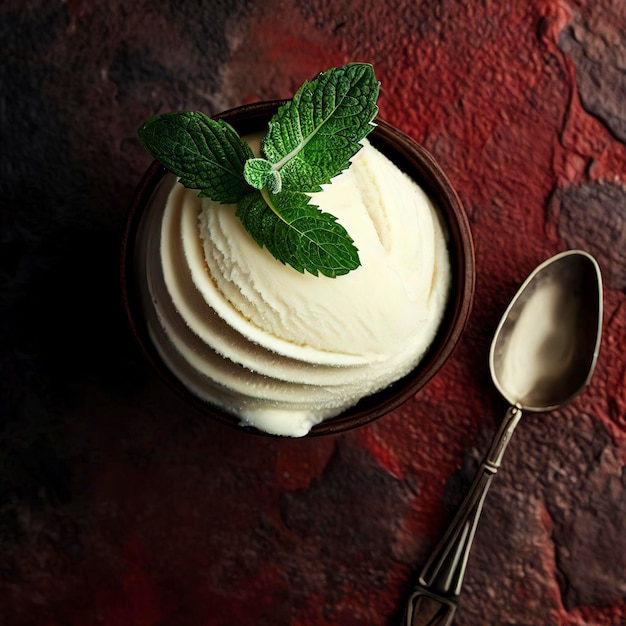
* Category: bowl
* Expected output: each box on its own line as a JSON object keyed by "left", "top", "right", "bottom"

{"left": 120, "top": 100, "right": 475, "bottom": 437}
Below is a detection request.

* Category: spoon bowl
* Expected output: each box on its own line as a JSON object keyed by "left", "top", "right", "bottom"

{"left": 490, "top": 250, "right": 602, "bottom": 411}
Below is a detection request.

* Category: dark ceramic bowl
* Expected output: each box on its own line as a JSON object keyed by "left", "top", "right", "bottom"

{"left": 120, "top": 100, "right": 475, "bottom": 437}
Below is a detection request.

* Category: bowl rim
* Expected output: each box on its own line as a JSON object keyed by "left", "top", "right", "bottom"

{"left": 120, "top": 100, "right": 475, "bottom": 437}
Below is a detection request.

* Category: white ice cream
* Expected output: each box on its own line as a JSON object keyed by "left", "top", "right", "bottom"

{"left": 137, "top": 136, "right": 451, "bottom": 436}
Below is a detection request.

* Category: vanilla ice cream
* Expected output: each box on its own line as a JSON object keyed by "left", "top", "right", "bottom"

{"left": 135, "top": 136, "right": 451, "bottom": 436}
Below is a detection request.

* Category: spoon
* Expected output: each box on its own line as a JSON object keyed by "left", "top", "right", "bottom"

{"left": 401, "top": 250, "right": 603, "bottom": 626}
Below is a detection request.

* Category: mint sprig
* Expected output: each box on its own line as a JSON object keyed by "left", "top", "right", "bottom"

{"left": 138, "top": 63, "right": 380, "bottom": 277}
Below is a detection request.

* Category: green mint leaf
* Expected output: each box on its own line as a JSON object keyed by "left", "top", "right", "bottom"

{"left": 243, "top": 158, "right": 282, "bottom": 193}
{"left": 138, "top": 111, "right": 253, "bottom": 203}
{"left": 262, "top": 63, "right": 380, "bottom": 193}
{"left": 236, "top": 190, "right": 360, "bottom": 278}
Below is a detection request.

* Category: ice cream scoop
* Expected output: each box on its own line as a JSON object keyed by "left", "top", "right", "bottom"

{"left": 140, "top": 138, "right": 451, "bottom": 436}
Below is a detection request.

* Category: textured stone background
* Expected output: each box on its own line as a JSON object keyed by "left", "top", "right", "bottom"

{"left": 1, "top": 0, "right": 625, "bottom": 625}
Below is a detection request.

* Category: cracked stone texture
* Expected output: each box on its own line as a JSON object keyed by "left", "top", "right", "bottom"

{"left": 558, "top": 0, "right": 626, "bottom": 144}
{"left": 1, "top": 0, "right": 625, "bottom": 625}
{"left": 550, "top": 182, "right": 626, "bottom": 293}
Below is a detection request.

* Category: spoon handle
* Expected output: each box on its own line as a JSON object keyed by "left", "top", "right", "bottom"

{"left": 417, "top": 405, "right": 522, "bottom": 597}
{"left": 402, "top": 588, "right": 457, "bottom": 625}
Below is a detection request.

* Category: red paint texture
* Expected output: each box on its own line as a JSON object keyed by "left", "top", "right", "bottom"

{"left": 2, "top": 0, "right": 625, "bottom": 625}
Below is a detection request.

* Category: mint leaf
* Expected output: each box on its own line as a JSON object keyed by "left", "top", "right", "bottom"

{"left": 237, "top": 190, "right": 360, "bottom": 278}
{"left": 138, "top": 112, "right": 253, "bottom": 203}
{"left": 261, "top": 63, "right": 380, "bottom": 192}
{"left": 243, "top": 158, "right": 282, "bottom": 193}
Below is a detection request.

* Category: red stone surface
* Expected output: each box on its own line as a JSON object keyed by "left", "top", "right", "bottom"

{"left": 1, "top": 1, "right": 625, "bottom": 625}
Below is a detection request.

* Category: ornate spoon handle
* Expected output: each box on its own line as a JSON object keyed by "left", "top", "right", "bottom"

{"left": 402, "top": 405, "right": 522, "bottom": 623}
{"left": 403, "top": 589, "right": 457, "bottom": 626}
{"left": 419, "top": 405, "right": 522, "bottom": 594}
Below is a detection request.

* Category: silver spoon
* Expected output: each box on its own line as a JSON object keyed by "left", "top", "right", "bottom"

{"left": 402, "top": 249, "right": 603, "bottom": 626}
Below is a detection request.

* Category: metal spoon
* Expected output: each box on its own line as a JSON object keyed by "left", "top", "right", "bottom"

{"left": 402, "top": 250, "right": 603, "bottom": 626}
